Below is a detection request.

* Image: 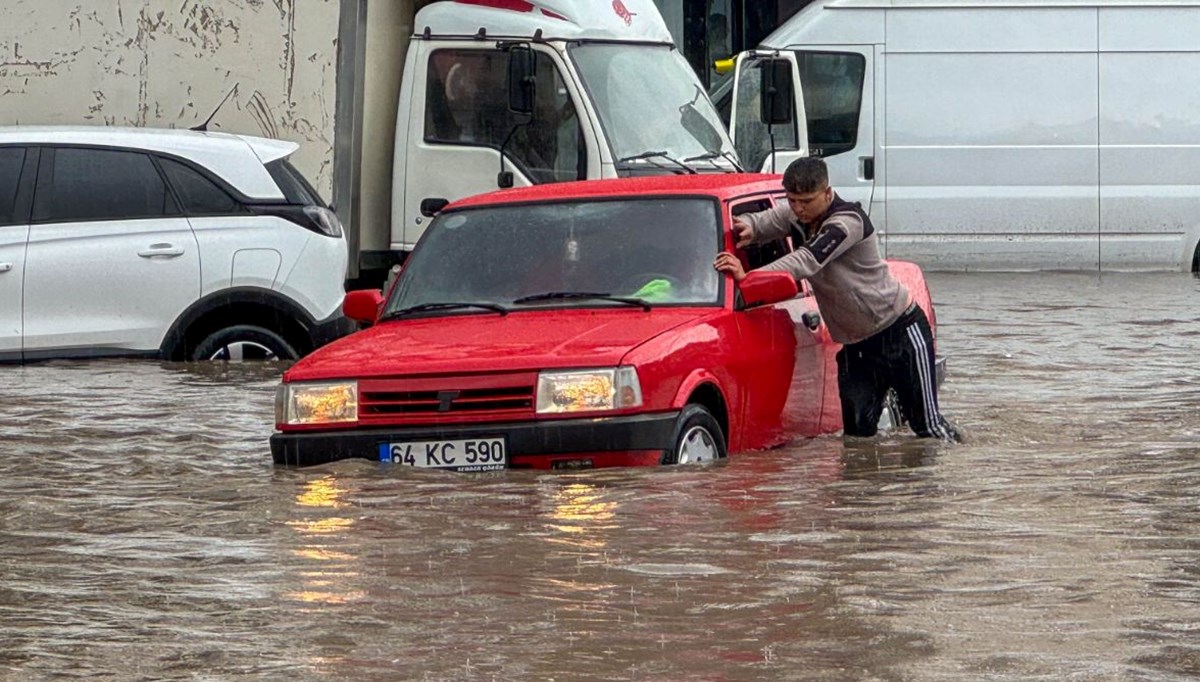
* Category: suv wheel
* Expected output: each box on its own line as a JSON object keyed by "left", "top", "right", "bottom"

{"left": 192, "top": 325, "right": 298, "bottom": 362}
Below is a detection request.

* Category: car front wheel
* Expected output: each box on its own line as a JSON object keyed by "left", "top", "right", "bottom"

{"left": 662, "top": 404, "right": 727, "bottom": 465}
{"left": 192, "top": 324, "right": 299, "bottom": 362}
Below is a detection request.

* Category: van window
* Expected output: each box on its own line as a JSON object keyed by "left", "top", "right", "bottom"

{"left": 796, "top": 51, "right": 865, "bottom": 158}
{"left": 0, "top": 147, "right": 25, "bottom": 226}
{"left": 33, "top": 148, "right": 177, "bottom": 223}
{"left": 733, "top": 57, "right": 800, "bottom": 173}
{"left": 424, "top": 48, "right": 584, "bottom": 184}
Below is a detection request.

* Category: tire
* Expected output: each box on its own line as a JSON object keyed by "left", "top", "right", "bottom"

{"left": 191, "top": 324, "right": 299, "bottom": 362}
{"left": 661, "top": 404, "right": 727, "bottom": 465}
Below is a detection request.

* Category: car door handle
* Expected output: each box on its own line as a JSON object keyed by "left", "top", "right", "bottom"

{"left": 801, "top": 311, "right": 822, "bottom": 331}
{"left": 0, "top": 262, "right": 11, "bottom": 273}
{"left": 138, "top": 244, "right": 185, "bottom": 258}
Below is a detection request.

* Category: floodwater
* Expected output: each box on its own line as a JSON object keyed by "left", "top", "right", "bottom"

{"left": 3, "top": 272, "right": 1200, "bottom": 681}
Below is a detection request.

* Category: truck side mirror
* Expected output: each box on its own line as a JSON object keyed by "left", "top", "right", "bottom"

{"left": 507, "top": 46, "right": 536, "bottom": 115}
{"left": 760, "top": 59, "right": 794, "bottom": 126}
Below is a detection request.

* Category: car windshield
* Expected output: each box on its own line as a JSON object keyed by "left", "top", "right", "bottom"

{"left": 570, "top": 44, "right": 739, "bottom": 170}
{"left": 384, "top": 198, "right": 723, "bottom": 314}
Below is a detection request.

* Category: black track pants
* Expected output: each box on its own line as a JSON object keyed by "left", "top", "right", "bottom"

{"left": 836, "top": 304, "right": 960, "bottom": 441}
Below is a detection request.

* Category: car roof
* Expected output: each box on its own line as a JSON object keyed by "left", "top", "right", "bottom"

{"left": 447, "top": 173, "right": 787, "bottom": 210}
{"left": 0, "top": 125, "right": 299, "bottom": 200}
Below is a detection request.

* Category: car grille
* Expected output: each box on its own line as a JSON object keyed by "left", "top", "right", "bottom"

{"left": 358, "top": 372, "right": 537, "bottom": 423}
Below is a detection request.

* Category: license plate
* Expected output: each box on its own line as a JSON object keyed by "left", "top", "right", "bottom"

{"left": 379, "top": 437, "right": 507, "bottom": 472}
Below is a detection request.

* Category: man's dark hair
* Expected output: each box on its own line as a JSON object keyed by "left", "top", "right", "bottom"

{"left": 782, "top": 157, "right": 828, "bottom": 194}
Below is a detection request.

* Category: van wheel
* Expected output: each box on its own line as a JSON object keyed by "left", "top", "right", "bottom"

{"left": 661, "top": 405, "right": 727, "bottom": 465}
{"left": 192, "top": 325, "right": 298, "bottom": 362}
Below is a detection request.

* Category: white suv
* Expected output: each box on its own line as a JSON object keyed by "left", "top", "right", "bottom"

{"left": 0, "top": 126, "right": 351, "bottom": 362}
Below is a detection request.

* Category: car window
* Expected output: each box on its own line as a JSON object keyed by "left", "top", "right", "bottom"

{"left": 0, "top": 147, "right": 25, "bottom": 226}
{"left": 425, "top": 48, "right": 584, "bottom": 184}
{"left": 266, "top": 159, "right": 324, "bottom": 206}
{"left": 158, "top": 157, "right": 242, "bottom": 215}
{"left": 34, "top": 148, "right": 176, "bottom": 223}
{"left": 732, "top": 197, "right": 791, "bottom": 269}
{"left": 387, "top": 198, "right": 723, "bottom": 309}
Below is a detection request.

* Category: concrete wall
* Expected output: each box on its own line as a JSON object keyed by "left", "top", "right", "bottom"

{"left": 0, "top": 1, "right": 340, "bottom": 199}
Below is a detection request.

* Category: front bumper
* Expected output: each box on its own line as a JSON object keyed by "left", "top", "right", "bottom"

{"left": 270, "top": 411, "right": 681, "bottom": 468}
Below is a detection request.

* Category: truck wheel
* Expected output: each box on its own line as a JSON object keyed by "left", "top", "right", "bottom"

{"left": 192, "top": 325, "right": 298, "bottom": 362}
{"left": 661, "top": 405, "right": 727, "bottom": 465}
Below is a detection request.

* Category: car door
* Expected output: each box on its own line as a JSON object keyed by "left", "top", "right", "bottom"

{"left": 0, "top": 146, "right": 34, "bottom": 360}
{"left": 23, "top": 147, "right": 200, "bottom": 358}
{"left": 729, "top": 196, "right": 830, "bottom": 446}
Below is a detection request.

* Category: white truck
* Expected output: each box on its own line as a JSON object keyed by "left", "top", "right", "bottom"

{"left": 343, "top": 0, "right": 740, "bottom": 287}
{"left": 721, "top": 0, "right": 1200, "bottom": 272}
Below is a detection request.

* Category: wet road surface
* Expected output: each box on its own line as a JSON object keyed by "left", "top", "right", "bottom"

{"left": 3, "top": 272, "right": 1200, "bottom": 681}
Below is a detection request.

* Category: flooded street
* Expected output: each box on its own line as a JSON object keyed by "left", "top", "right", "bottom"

{"left": 3, "top": 272, "right": 1200, "bottom": 681}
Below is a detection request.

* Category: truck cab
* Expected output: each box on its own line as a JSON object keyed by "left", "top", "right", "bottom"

{"left": 347, "top": 0, "right": 739, "bottom": 287}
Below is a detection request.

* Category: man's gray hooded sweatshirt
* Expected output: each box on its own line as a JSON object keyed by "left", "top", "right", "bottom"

{"left": 740, "top": 194, "right": 910, "bottom": 345}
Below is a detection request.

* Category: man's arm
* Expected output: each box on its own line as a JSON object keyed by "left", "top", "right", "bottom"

{"left": 759, "top": 212, "right": 864, "bottom": 280}
{"left": 734, "top": 204, "right": 795, "bottom": 247}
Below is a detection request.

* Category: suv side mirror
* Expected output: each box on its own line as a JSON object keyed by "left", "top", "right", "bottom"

{"left": 343, "top": 289, "right": 384, "bottom": 325}
{"left": 760, "top": 59, "right": 794, "bottom": 126}
{"left": 737, "top": 270, "right": 797, "bottom": 309}
{"left": 507, "top": 46, "right": 536, "bottom": 115}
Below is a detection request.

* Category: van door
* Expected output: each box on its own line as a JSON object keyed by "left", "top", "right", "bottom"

{"left": 400, "top": 41, "right": 587, "bottom": 249}
{"left": 728, "top": 51, "right": 807, "bottom": 175}
{"left": 792, "top": 48, "right": 875, "bottom": 209}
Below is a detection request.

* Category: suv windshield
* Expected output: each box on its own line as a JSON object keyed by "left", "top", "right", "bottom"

{"left": 385, "top": 198, "right": 723, "bottom": 314}
{"left": 570, "top": 44, "right": 738, "bottom": 170}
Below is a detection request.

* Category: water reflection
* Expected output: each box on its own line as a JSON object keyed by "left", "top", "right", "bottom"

{"left": 5, "top": 273, "right": 1200, "bottom": 679}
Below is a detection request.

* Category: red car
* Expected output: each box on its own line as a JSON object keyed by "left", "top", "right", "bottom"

{"left": 270, "top": 174, "right": 942, "bottom": 470}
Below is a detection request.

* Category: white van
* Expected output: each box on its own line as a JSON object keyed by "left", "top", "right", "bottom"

{"left": 726, "top": 0, "right": 1200, "bottom": 271}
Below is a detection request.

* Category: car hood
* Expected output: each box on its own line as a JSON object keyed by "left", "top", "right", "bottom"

{"left": 286, "top": 308, "right": 716, "bottom": 381}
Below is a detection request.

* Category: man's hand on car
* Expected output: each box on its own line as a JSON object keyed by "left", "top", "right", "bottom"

{"left": 731, "top": 217, "right": 753, "bottom": 248}
{"left": 713, "top": 251, "right": 747, "bottom": 282}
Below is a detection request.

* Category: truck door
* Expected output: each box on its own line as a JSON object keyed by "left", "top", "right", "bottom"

{"left": 400, "top": 41, "right": 587, "bottom": 248}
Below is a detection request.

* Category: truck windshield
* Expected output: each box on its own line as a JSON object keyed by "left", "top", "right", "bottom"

{"left": 385, "top": 198, "right": 723, "bottom": 314}
{"left": 570, "top": 44, "right": 738, "bottom": 171}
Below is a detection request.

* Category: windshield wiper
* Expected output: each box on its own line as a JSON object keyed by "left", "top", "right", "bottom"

{"left": 378, "top": 301, "right": 509, "bottom": 322}
{"left": 512, "top": 291, "right": 651, "bottom": 311}
{"left": 615, "top": 150, "right": 697, "bottom": 175}
{"left": 683, "top": 151, "right": 745, "bottom": 173}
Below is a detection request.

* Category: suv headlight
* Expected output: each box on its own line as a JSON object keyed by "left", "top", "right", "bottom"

{"left": 276, "top": 381, "right": 358, "bottom": 425}
{"left": 536, "top": 367, "right": 642, "bottom": 414}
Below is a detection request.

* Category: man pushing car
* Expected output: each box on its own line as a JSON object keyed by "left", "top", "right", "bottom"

{"left": 714, "top": 157, "right": 961, "bottom": 442}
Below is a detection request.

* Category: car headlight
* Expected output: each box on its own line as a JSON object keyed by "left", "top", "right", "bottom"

{"left": 536, "top": 367, "right": 642, "bottom": 414}
{"left": 276, "top": 381, "right": 359, "bottom": 425}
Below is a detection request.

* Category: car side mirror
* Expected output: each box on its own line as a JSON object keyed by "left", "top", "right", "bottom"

{"left": 760, "top": 59, "right": 794, "bottom": 126}
{"left": 737, "top": 270, "right": 797, "bottom": 309}
{"left": 343, "top": 289, "right": 384, "bottom": 325}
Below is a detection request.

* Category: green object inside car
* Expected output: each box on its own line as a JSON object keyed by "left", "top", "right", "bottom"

{"left": 631, "top": 278, "right": 673, "bottom": 302}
